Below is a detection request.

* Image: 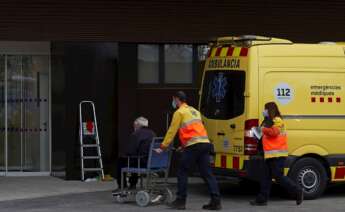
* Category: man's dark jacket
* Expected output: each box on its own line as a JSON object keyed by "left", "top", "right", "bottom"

{"left": 126, "top": 127, "right": 156, "bottom": 157}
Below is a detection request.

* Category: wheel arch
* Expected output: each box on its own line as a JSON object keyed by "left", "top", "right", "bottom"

{"left": 288, "top": 153, "right": 331, "bottom": 182}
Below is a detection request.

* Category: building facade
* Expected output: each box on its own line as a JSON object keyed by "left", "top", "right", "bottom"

{"left": 0, "top": 0, "right": 344, "bottom": 179}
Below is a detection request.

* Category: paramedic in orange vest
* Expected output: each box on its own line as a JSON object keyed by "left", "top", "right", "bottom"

{"left": 154, "top": 91, "right": 221, "bottom": 210}
{"left": 250, "top": 102, "right": 304, "bottom": 206}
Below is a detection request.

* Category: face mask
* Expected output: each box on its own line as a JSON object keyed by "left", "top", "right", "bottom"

{"left": 263, "top": 109, "right": 269, "bottom": 118}
{"left": 172, "top": 99, "right": 177, "bottom": 109}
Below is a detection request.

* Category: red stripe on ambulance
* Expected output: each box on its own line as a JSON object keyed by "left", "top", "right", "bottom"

{"left": 215, "top": 48, "right": 222, "bottom": 56}
{"left": 221, "top": 155, "right": 227, "bottom": 168}
{"left": 335, "top": 167, "right": 345, "bottom": 179}
{"left": 227, "top": 47, "right": 234, "bottom": 56}
{"left": 240, "top": 48, "right": 248, "bottom": 56}
{"left": 311, "top": 96, "right": 342, "bottom": 103}
{"left": 233, "top": 156, "right": 239, "bottom": 169}
{"left": 207, "top": 47, "right": 249, "bottom": 58}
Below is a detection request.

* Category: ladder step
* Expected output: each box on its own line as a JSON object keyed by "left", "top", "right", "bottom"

{"left": 84, "top": 168, "right": 103, "bottom": 172}
{"left": 82, "top": 144, "right": 99, "bottom": 147}
{"left": 82, "top": 156, "right": 101, "bottom": 159}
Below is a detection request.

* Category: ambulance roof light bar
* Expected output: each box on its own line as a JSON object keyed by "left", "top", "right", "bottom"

{"left": 319, "top": 41, "right": 336, "bottom": 45}
{"left": 213, "top": 35, "right": 292, "bottom": 47}
{"left": 237, "top": 35, "right": 272, "bottom": 41}
{"left": 216, "top": 35, "right": 271, "bottom": 43}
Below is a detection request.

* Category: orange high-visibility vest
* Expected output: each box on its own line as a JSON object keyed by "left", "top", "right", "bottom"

{"left": 262, "top": 117, "right": 288, "bottom": 159}
{"left": 179, "top": 116, "right": 209, "bottom": 147}
{"left": 161, "top": 104, "right": 209, "bottom": 149}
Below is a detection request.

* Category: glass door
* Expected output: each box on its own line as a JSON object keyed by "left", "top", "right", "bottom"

{"left": 0, "top": 55, "right": 50, "bottom": 174}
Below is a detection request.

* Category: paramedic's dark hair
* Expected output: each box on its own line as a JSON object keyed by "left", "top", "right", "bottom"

{"left": 264, "top": 102, "right": 282, "bottom": 120}
{"left": 174, "top": 91, "right": 187, "bottom": 102}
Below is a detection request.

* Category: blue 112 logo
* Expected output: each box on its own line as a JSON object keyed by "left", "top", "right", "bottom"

{"left": 276, "top": 88, "right": 291, "bottom": 97}
{"left": 275, "top": 83, "right": 293, "bottom": 105}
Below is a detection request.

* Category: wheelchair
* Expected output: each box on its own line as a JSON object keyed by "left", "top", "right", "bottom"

{"left": 112, "top": 137, "right": 174, "bottom": 207}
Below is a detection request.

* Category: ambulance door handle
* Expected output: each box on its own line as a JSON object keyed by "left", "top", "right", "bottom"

{"left": 217, "top": 132, "right": 225, "bottom": 136}
{"left": 230, "top": 124, "right": 236, "bottom": 129}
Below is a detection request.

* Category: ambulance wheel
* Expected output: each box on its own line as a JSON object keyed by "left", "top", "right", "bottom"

{"left": 136, "top": 191, "right": 151, "bottom": 207}
{"left": 289, "top": 157, "right": 328, "bottom": 200}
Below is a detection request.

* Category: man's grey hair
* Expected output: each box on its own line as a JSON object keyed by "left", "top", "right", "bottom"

{"left": 134, "top": 116, "right": 149, "bottom": 128}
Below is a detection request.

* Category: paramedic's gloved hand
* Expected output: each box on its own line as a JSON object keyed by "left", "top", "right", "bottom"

{"left": 176, "top": 146, "right": 184, "bottom": 152}
{"left": 154, "top": 148, "right": 163, "bottom": 154}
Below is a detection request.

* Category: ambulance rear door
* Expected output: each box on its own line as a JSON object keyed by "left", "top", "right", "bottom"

{"left": 200, "top": 46, "right": 249, "bottom": 157}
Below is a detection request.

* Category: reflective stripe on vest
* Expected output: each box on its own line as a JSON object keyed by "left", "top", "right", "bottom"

{"left": 179, "top": 119, "right": 208, "bottom": 147}
{"left": 263, "top": 133, "right": 288, "bottom": 158}
{"left": 185, "top": 136, "right": 209, "bottom": 143}
{"left": 180, "top": 119, "right": 203, "bottom": 128}
{"left": 264, "top": 149, "right": 289, "bottom": 154}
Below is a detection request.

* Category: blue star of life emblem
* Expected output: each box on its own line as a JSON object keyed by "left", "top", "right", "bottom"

{"left": 211, "top": 72, "right": 228, "bottom": 103}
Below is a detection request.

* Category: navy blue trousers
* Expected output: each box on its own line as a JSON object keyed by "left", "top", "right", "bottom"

{"left": 257, "top": 157, "right": 299, "bottom": 202}
{"left": 177, "top": 143, "right": 220, "bottom": 200}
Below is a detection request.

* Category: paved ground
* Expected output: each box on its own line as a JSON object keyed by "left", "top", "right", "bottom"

{"left": 0, "top": 176, "right": 114, "bottom": 201}
{"left": 1, "top": 177, "right": 345, "bottom": 211}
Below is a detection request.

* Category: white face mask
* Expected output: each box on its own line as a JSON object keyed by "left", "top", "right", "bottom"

{"left": 263, "top": 109, "right": 269, "bottom": 118}
{"left": 172, "top": 99, "right": 177, "bottom": 109}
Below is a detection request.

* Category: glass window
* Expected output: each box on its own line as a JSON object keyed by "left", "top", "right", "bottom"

{"left": 200, "top": 70, "right": 246, "bottom": 120}
{"left": 197, "top": 45, "right": 210, "bottom": 61}
{"left": 164, "top": 45, "right": 193, "bottom": 84}
{"left": 138, "top": 45, "right": 159, "bottom": 84}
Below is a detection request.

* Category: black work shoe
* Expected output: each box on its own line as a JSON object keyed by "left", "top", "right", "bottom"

{"left": 249, "top": 200, "right": 267, "bottom": 206}
{"left": 296, "top": 188, "right": 304, "bottom": 205}
{"left": 168, "top": 199, "right": 186, "bottom": 210}
{"left": 202, "top": 198, "right": 222, "bottom": 210}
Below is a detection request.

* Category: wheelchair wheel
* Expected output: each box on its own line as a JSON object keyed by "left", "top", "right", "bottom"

{"left": 136, "top": 191, "right": 151, "bottom": 207}
{"left": 162, "top": 188, "right": 174, "bottom": 204}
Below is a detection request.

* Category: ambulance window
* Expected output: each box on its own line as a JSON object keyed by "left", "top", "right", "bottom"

{"left": 200, "top": 71, "right": 245, "bottom": 120}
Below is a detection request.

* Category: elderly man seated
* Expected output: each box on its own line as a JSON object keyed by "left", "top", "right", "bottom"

{"left": 114, "top": 117, "right": 156, "bottom": 191}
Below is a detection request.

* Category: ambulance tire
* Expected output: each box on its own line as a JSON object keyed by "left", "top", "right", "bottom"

{"left": 289, "top": 157, "right": 328, "bottom": 200}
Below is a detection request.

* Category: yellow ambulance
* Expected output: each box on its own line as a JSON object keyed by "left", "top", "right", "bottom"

{"left": 199, "top": 35, "right": 345, "bottom": 199}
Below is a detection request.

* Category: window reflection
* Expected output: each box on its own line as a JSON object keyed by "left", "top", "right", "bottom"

{"left": 164, "top": 45, "right": 193, "bottom": 84}
{"left": 138, "top": 45, "right": 159, "bottom": 84}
